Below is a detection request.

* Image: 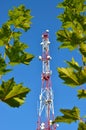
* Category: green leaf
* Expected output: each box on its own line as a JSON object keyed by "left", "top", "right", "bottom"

{"left": 53, "top": 107, "right": 80, "bottom": 124}
{"left": 66, "top": 58, "right": 81, "bottom": 71}
{"left": 79, "top": 67, "right": 86, "bottom": 84}
{"left": 0, "top": 78, "right": 30, "bottom": 107}
{"left": 0, "top": 54, "right": 11, "bottom": 75}
{"left": 78, "top": 122, "right": 86, "bottom": 130}
{"left": 5, "top": 40, "right": 34, "bottom": 65}
{"left": 20, "top": 52, "right": 34, "bottom": 65}
{"left": 82, "top": 55, "right": 86, "bottom": 65}
{"left": 80, "top": 43, "right": 86, "bottom": 56}
{"left": 12, "top": 31, "right": 22, "bottom": 40}
{"left": 77, "top": 89, "right": 86, "bottom": 99}
{"left": 57, "top": 30, "right": 80, "bottom": 50}
{"left": 58, "top": 58, "right": 86, "bottom": 86}
{"left": 0, "top": 23, "right": 12, "bottom": 46}
{"left": 8, "top": 5, "right": 32, "bottom": 31}
{"left": 58, "top": 67, "right": 79, "bottom": 86}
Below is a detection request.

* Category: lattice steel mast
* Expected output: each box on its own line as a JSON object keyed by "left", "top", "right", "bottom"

{"left": 37, "top": 30, "right": 57, "bottom": 130}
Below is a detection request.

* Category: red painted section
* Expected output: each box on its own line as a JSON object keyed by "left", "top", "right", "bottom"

{"left": 42, "top": 32, "right": 49, "bottom": 39}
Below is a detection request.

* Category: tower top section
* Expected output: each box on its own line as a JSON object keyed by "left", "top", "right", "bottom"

{"left": 40, "top": 30, "right": 50, "bottom": 45}
{"left": 39, "top": 30, "right": 52, "bottom": 81}
{"left": 42, "top": 29, "right": 49, "bottom": 39}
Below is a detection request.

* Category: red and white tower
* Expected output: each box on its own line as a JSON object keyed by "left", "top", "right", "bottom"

{"left": 37, "top": 30, "right": 57, "bottom": 130}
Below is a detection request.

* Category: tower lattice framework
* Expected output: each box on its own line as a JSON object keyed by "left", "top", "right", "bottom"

{"left": 37, "top": 30, "right": 57, "bottom": 130}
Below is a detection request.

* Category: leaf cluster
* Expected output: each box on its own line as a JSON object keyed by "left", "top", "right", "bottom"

{"left": 58, "top": 58, "right": 86, "bottom": 88}
{"left": 8, "top": 5, "right": 32, "bottom": 31}
{"left": 57, "top": 0, "right": 86, "bottom": 55}
{"left": 57, "top": 0, "right": 86, "bottom": 97}
{"left": 0, "top": 5, "right": 34, "bottom": 107}
{"left": 54, "top": 0, "right": 86, "bottom": 129}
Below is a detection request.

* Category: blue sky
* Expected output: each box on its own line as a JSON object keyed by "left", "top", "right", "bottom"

{"left": 0, "top": 0, "right": 85, "bottom": 130}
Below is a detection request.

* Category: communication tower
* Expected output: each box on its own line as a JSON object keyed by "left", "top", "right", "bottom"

{"left": 37, "top": 30, "right": 57, "bottom": 130}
